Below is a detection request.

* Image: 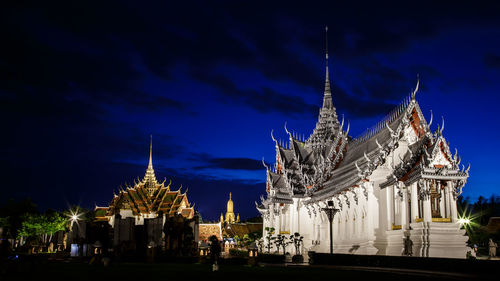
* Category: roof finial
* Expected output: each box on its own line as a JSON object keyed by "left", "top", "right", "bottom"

{"left": 322, "top": 25, "right": 333, "bottom": 109}
{"left": 148, "top": 134, "right": 153, "bottom": 170}
{"left": 144, "top": 135, "right": 157, "bottom": 185}
{"left": 229, "top": 192, "right": 232, "bottom": 200}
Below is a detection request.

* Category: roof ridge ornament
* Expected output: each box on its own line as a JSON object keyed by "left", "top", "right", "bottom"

{"left": 322, "top": 25, "right": 333, "bottom": 109}
{"left": 271, "top": 129, "right": 277, "bottom": 144}
{"left": 411, "top": 74, "right": 420, "bottom": 100}
{"left": 262, "top": 157, "right": 269, "bottom": 169}
{"left": 284, "top": 121, "right": 291, "bottom": 136}
{"left": 440, "top": 116, "right": 445, "bottom": 135}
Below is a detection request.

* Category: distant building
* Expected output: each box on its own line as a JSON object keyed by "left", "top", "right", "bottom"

{"left": 199, "top": 223, "right": 223, "bottom": 241}
{"left": 485, "top": 217, "right": 500, "bottom": 234}
{"left": 220, "top": 193, "right": 239, "bottom": 224}
{"left": 224, "top": 222, "right": 263, "bottom": 238}
{"left": 218, "top": 192, "right": 262, "bottom": 239}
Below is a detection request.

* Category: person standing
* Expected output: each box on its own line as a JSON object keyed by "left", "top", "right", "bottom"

{"left": 209, "top": 235, "right": 221, "bottom": 271}
{"left": 489, "top": 238, "right": 497, "bottom": 258}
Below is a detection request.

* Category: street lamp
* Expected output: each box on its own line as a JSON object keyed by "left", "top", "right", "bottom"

{"left": 322, "top": 200, "right": 339, "bottom": 254}
{"left": 68, "top": 211, "right": 81, "bottom": 229}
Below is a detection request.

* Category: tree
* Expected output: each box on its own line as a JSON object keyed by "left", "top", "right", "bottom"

{"left": 233, "top": 235, "right": 241, "bottom": 247}
{"left": 242, "top": 234, "right": 252, "bottom": 247}
{"left": 264, "top": 227, "right": 275, "bottom": 253}
{"left": 18, "top": 213, "right": 67, "bottom": 246}
{"left": 274, "top": 234, "right": 289, "bottom": 255}
{"left": 289, "top": 232, "right": 304, "bottom": 255}
{"left": 256, "top": 238, "right": 264, "bottom": 253}
{"left": 0, "top": 198, "right": 38, "bottom": 239}
{"left": 0, "top": 217, "right": 9, "bottom": 238}
{"left": 457, "top": 194, "right": 500, "bottom": 249}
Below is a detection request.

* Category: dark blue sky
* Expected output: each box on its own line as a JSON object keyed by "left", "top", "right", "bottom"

{"left": 1, "top": 1, "right": 499, "bottom": 221}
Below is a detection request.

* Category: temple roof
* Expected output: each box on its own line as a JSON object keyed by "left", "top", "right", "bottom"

{"left": 95, "top": 138, "right": 194, "bottom": 220}
{"left": 259, "top": 31, "right": 470, "bottom": 210}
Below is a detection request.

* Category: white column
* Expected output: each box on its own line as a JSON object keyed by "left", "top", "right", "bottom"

{"left": 439, "top": 182, "right": 446, "bottom": 218}
{"left": 422, "top": 181, "right": 432, "bottom": 222}
{"left": 400, "top": 182, "right": 408, "bottom": 229}
{"left": 386, "top": 185, "right": 394, "bottom": 230}
{"left": 411, "top": 182, "right": 419, "bottom": 222}
{"left": 365, "top": 181, "right": 377, "bottom": 240}
{"left": 296, "top": 200, "right": 301, "bottom": 234}
{"left": 449, "top": 181, "right": 459, "bottom": 222}
{"left": 395, "top": 185, "right": 400, "bottom": 227}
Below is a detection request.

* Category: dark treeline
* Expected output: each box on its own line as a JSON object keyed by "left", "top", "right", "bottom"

{"left": 457, "top": 194, "right": 500, "bottom": 248}
{"left": 0, "top": 198, "right": 92, "bottom": 247}
{"left": 0, "top": 198, "right": 39, "bottom": 239}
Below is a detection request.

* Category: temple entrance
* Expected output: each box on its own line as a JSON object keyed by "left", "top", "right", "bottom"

{"left": 430, "top": 181, "right": 441, "bottom": 218}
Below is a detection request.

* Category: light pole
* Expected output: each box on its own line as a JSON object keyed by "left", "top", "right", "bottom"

{"left": 322, "top": 200, "right": 339, "bottom": 254}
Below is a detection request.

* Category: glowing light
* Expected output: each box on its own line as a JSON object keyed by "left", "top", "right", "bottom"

{"left": 457, "top": 217, "right": 470, "bottom": 224}
{"left": 67, "top": 207, "right": 83, "bottom": 227}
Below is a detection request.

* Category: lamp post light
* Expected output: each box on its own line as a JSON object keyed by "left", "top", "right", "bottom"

{"left": 322, "top": 200, "right": 339, "bottom": 254}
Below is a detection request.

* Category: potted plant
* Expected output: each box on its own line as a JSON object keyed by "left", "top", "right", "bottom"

{"left": 290, "top": 232, "right": 304, "bottom": 263}
{"left": 264, "top": 227, "right": 275, "bottom": 253}
{"left": 274, "top": 234, "right": 289, "bottom": 255}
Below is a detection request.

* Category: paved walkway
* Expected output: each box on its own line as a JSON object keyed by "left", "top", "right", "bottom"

{"left": 261, "top": 262, "right": 495, "bottom": 280}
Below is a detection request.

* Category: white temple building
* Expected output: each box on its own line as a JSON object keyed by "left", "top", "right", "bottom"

{"left": 256, "top": 28, "right": 470, "bottom": 259}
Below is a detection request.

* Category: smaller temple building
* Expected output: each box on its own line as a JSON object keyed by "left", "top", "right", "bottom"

{"left": 94, "top": 138, "right": 197, "bottom": 252}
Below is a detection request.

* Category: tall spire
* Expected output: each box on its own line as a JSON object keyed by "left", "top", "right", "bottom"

{"left": 323, "top": 25, "right": 333, "bottom": 109}
{"left": 307, "top": 26, "right": 340, "bottom": 150}
{"left": 148, "top": 135, "right": 153, "bottom": 169}
{"left": 144, "top": 135, "right": 157, "bottom": 186}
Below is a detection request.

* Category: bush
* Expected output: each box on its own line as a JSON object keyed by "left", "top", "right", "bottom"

{"left": 229, "top": 248, "right": 248, "bottom": 258}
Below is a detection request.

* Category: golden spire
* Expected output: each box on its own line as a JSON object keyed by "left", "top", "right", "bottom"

{"left": 148, "top": 134, "right": 153, "bottom": 170}
{"left": 225, "top": 192, "right": 235, "bottom": 223}
{"left": 144, "top": 135, "right": 157, "bottom": 196}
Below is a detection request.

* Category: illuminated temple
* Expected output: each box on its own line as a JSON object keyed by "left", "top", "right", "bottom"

{"left": 257, "top": 28, "right": 470, "bottom": 258}
{"left": 220, "top": 193, "right": 240, "bottom": 224}
{"left": 95, "top": 138, "right": 194, "bottom": 226}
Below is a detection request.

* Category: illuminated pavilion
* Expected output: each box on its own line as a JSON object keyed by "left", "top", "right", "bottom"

{"left": 95, "top": 138, "right": 195, "bottom": 226}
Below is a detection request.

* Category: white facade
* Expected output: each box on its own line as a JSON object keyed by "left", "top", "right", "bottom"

{"left": 257, "top": 35, "right": 469, "bottom": 259}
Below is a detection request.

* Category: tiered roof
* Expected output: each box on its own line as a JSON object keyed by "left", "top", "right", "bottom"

{"left": 95, "top": 138, "right": 194, "bottom": 221}
{"left": 257, "top": 29, "right": 469, "bottom": 213}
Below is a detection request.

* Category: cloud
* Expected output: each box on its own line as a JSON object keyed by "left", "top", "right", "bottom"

{"left": 190, "top": 69, "right": 318, "bottom": 117}
{"left": 190, "top": 153, "right": 267, "bottom": 171}
{"left": 484, "top": 53, "right": 500, "bottom": 68}
{"left": 332, "top": 84, "right": 395, "bottom": 118}
{"left": 0, "top": 4, "right": 187, "bottom": 121}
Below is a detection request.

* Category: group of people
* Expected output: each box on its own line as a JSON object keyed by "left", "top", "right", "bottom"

{"left": 467, "top": 238, "right": 498, "bottom": 259}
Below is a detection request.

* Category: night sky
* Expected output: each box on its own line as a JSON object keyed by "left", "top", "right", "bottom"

{"left": 2, "top": 1, "right": 500, "bottom": 221}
